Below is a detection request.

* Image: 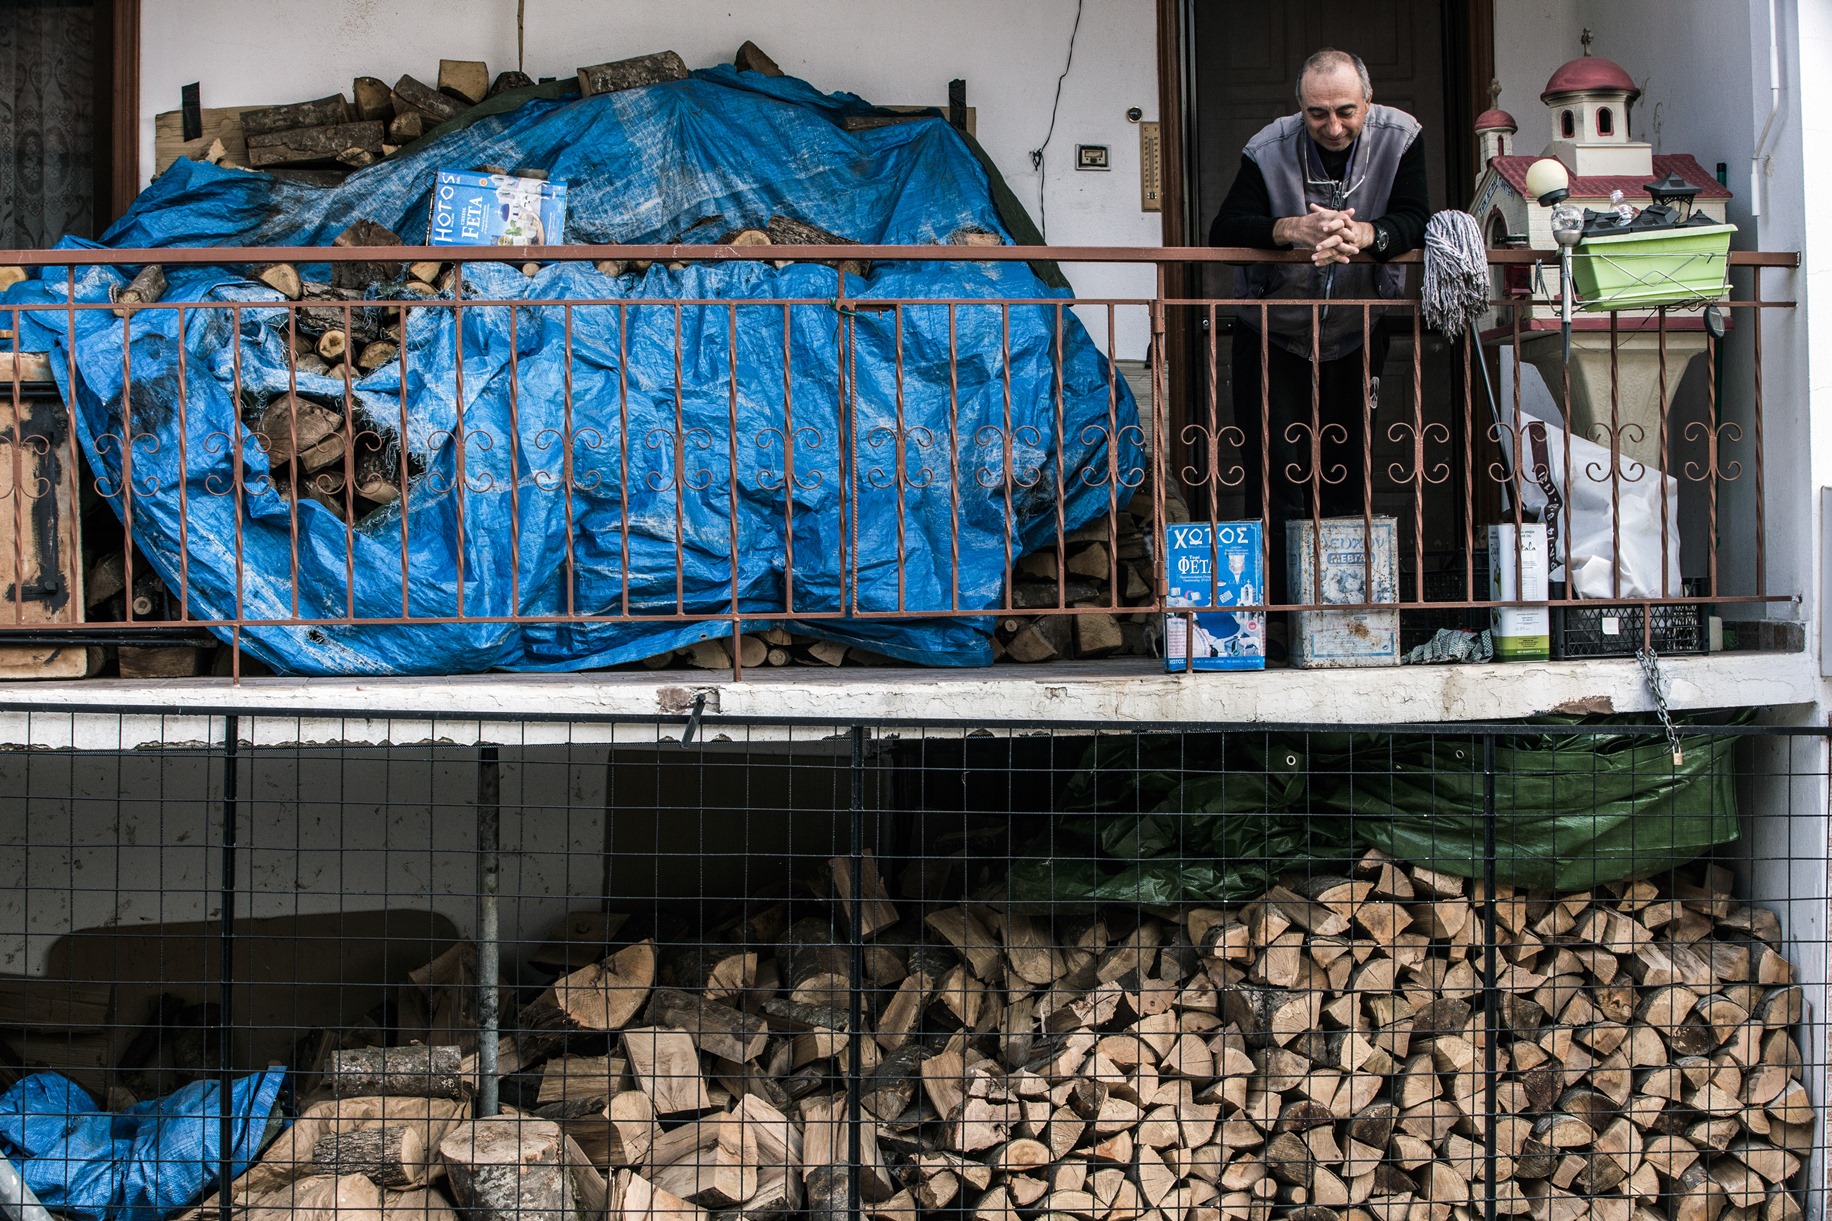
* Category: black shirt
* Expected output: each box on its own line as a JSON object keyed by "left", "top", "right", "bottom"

{"left": 1208, "top": 134, "right": 1430, "bottom": 261}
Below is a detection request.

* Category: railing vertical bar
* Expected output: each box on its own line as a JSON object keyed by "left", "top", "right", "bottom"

{"left": 728, "top": 303, "right": 743, "bottom": 680}
{"left": 174, "top": 306, "right": 194, "bottom": 625}
{"left": 338, "top": 302, "right": 357, "bottom": 618}
{"left": 673, "top": 304, "right": 687, "bottom": 614}
{"left": 5, "top": 307, "right": 25, "bottom": 628}
{"left": 897, "top": 303, "right": 912, "bottom": 615}
{"left": 617, "top": 303, "right": 632, "bottom": 618}
{"left": 1051, "top": 303, "right": 1067, "bottom": 611}
{"left": 1104, "top": 302, "right": 1121, "bottom": 607}
{"left": 1411, "top": 303, "right": 1425, "bottom": 602}
{"left": 1608, "top": 309, "right": 1623, "bottom": 599}
{"left": 507, "top": 308, "right": 524, "bottom": 617}
{"left": 782, "top": 302, "right": 798, "bottom": 617}
{"left": 1751, "top": 267, "right": 1767, "bottom": 596}
{"left": 397, "top": 303, "right": 413, "bottom": 620}
{"left": 1657, "top": 308, "right": 1671, "bottom": 599}
{"left": 562, "top": 303, "right": 579, "bottom": 618}
{"left": 1000, "top": 304, "right": 1015, "bottom": 611}
{"left": 1360, "top": 304, "right": 1372, "bottom": 602}
{"left": 1705, "top": 327, "right": 1721, "bottom": 599}
{"left": 1258, "top": 303, "right": 1271, "bottom": 601}
{"left": 452, "top": 267, "right": 468, "bottom": 620}
{"left": 948, "top": 303, "right": 962, "bottom": 614}
{"left": 1459, "top": 335, "right": 1474, "bottom": 604}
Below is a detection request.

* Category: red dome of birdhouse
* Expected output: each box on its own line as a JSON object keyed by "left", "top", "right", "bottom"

{"left": 1541, "top": 56, "right": 1639, "bottom": 104}
{"left": 1474, "top": 108, "right": 1517, "bottom": 133}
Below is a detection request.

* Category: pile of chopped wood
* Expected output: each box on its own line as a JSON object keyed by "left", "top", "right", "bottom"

{"left": 193, "top": 851, "right": 1805, "bottom": 1221}
{"left": 154, "top": 50, "right": 702, "bottom": 184}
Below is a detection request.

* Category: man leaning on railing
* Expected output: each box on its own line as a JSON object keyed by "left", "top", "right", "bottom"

{"left": 1209, "top": 47, "right": 1430, "bottom": 607}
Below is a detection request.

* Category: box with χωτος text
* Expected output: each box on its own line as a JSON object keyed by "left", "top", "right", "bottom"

{"left": 427, "top": 169, "right": 567, "bottom": 246}
{"left": 1163, "top": 521, "right": 1265, "bottom": 672}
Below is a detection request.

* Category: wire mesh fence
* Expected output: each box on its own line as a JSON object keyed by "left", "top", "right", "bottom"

{"left": 0, "top": 709, "right": 1822, "bottom": 1221}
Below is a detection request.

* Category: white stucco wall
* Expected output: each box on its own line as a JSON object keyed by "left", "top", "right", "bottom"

{"left": 135, "top": 0, "right": 1163, "bottom": 357}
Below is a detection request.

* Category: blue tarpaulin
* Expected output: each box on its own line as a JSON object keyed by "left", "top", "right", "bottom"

{"left": 2, "top": 66, "right": 1140, "bottom": 675}
{"left": 0, "top": 1070, "right": 285, "bottom": 1221}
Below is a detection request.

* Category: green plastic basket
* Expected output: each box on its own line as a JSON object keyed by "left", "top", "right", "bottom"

{"left": 1571, "top": 222, "right": 1736, "bottom": 311}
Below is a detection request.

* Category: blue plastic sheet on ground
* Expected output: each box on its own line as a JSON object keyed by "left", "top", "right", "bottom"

{"left": 1, "top": 66, "right": 1140, "bottom": 674}
{"left": 0, "top": 1069, "right": 285, "bottom": 1221}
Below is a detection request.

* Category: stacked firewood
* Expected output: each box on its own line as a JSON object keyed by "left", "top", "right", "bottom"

{"left": 990, "top": 462, "right": 1190, "bottom": 665}
{"left": 202, "top": 850, "right": 1806, "bottom": 1221}
{"left": 155, "top": 49, "right": 735, "bottom": 184}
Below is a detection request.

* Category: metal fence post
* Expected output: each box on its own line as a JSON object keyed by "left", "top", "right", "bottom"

{"left": 1481, "top": 732, "right": 1499, "bottom": 1221}
{"left": 847, "top": 725, "right": 866, "bottom": 1221}
{"left": 477, "top": 744, "right": 502, "bottom": 1118}
{"left": 216, "top": 715, "right": 240, "bottom": 1221}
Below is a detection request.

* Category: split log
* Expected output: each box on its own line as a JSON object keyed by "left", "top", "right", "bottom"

{"left": 831, "top": 851, "right": 899, "bottom": 937}
{"left": 256, "top": 263, "right": 301, "bottom": 299}
{"left": 622, "top": 1026, "right": 712, "bottom": 1118}
{"left": 735, "top": 41, "right": 784, "bottom": 76}
{"left": 352, "top": 77, "right": 393, "bottom": 122}
{"left": 577, "top": 52, "right": 690, "bottom": 97}
{"left": 331, "top": 219, "right": 406, "bottom": 290}
{"left": 439, "top": 60, "right": 490, "bottom": 106}
{"left": 766, "top": 215, "right": 858, "bottom": 247}
{"left": 438, "top": 1118, "right": 575, "bottom": 1221}
{"left": 490, "top": 71, "right": 536, "bottom": 98}
{"left": 389, "top": 111, "right": 425, "bottom": 144}
{"left": 240, "top": 94, "right": 351, "bottom": 138}
{"left": 518, "top": 940, "right": 657, "bottom": 1056}
{"left": 312, "top": 1124, "right": 428, "bottom": 1188}
{"left": 668, "top": 945, "right": 757, "bottom": 1000}
{"left": 328, "top": 1045, "right": 466, "bottom": 1099}
{"left": 781, "top": 918, "right": 852, "bottom": 1006}
{"left": 111, "top": 265, "right": 166, "bottom": 316}
{"left": 392, "top": 75, "right": 466, "bottom": 125}
{"left": 245, "top": 121, "right": 384, "bottom": 168}
{"left": 615, "top": 1170, "right": 704, "bottom": 1221}
{"left": 646, "top": 987, "right": 767, "bottom": 1063}
{"left": 254, "top": 394, "right": 341, "bottom": 469}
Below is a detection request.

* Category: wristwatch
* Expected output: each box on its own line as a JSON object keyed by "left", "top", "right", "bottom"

{"left": 1372, "top": 223, "right": 1391, "bottom": 256}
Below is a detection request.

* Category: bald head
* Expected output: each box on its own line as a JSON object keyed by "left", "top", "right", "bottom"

{"left": 1296, "top": 49, "right": 1372, "bottom": 152}
{"left": 1296, "top": 49, "right": 1372, "bottom": 103}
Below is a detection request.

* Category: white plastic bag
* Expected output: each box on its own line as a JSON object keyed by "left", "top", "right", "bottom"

{"left": 1515, "top": 418, "right": 1682, "bottom": 599}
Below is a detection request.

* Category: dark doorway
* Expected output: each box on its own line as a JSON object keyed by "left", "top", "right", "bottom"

{"left": 0, "top": 0, "right": 136, "bottom": 247}
{"left": 1173, "top": 0, "right": 1493, "bottom": 599}
{"left": 1191, "top": 1, "right": 1452, "bottom": 265}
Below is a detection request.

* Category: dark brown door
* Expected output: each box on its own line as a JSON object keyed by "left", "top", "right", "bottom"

{"left": 1175, "top": 0, "right": 1488, "bottom": 605}
{"left": 0, "top": 0, "right": 136, "bottom": 247}
{"left": 1190, "top": 0, "right": 1449, "bottom": 286}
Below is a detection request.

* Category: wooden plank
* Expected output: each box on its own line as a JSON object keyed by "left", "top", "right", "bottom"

{"left": 154, "top": 106, "right": 250, "bottom": 172}
{"left": 0, "top": 388, "right": 88, "bottom": 679}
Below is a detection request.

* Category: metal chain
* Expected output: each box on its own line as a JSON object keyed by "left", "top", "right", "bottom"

{"left": 1637, "top": 646, "right": 1685, "bottom": 765}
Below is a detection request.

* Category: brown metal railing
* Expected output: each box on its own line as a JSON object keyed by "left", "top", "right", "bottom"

{"left": 0, "top": 244, "right": 1798, "bottom": 678}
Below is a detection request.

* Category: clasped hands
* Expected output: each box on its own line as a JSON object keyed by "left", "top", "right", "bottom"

{"left": 1274, "top": 204, "right": 1375, "bottom": 266}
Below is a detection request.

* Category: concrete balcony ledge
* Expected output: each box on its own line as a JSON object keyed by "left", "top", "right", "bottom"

{"left": 0, "top": 648, "right": 1815, "bottom": 749}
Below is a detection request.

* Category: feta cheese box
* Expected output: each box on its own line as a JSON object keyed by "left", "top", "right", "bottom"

{"left": 1287, "top": 515, "right": 1399, "bottom": 668}
{"left": 427, "top": 169, "right": 567, "bottom": 247}
{"left": 1163, "top": 521, "right": 1266, "bottom": 672}
{"left": 1489, "top": 522, "right": 1551, "bottom": 661}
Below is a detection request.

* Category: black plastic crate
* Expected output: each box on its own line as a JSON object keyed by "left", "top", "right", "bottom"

{"left": 1551, "top": 598, "right": 1708, "bottom": 659}
{"left": 1399, "top": 550, "right": 1490, "bottom": 652}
